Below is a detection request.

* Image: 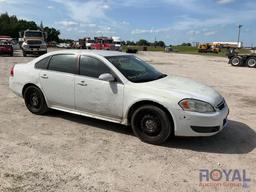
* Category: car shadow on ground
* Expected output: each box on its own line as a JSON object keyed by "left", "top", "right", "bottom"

{"left": 47, "top": 110, "right": 255, "bottom": 154}
{"left": 46, "top": 110, "right": 134, "bottom": 136}
{"left": 164, "top": 120, "right": 256, "bottom": 154}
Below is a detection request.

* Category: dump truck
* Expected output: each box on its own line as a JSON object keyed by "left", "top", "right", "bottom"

{"left": 19, "top": 29, "right": 47, "bottom": 57}
{"left": 227, "top": 48, "right": 256, "bottom": 68}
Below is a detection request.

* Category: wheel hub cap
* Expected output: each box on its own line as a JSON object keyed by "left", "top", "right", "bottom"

{"left": 31, "top": 95, "right": 39, "bottom": 106}
{"left": 248, "top": 59, "right": 256, "bottom": 67}
{"left": 140, "top": 114, "right": 161, "bottom": 136}
{"left": 145, "top": 119, "right": 158, "bottom": 132}
{"left": 232, "top": 58, "right": 239, "bottom": 65}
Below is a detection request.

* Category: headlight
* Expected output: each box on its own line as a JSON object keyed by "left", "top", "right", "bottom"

{"left": 179, "top": 99, "right": 215, "bottom": 113}
{"left": 22, "top": 43, "right": 28, "bottom": 49}
{"left": 40, "top": 44, "right": 47, "bottom": 48}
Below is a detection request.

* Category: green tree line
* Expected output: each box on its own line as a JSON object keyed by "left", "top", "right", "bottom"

{"left": 125, "top": 39, "right": 166, "bottom": 47}
{"left": 0, "top": 13, "right": 60, "bottom": 42}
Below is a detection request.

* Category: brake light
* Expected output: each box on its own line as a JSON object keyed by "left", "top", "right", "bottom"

{"left": 10, "top": 65, "right": 14, "bottom": 77}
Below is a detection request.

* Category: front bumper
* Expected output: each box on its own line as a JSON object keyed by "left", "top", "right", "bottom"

{"left": 173, "top": 103, "right": 229, "bottom": 137}
{"left": 22, "top": 46, "right": 47, "bottom": 53}
{"left": 0, "top": 50, "right": 13, "bottom": 54}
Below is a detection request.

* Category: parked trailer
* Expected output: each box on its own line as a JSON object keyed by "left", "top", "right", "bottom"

{"left": 228, "top": 49, "right": 256, "bottom": 68}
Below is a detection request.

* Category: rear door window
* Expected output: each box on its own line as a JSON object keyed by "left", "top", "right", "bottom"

{"left": 35, "top": 56, "right": 50, "bottom": 69}
{"left": 48, "top": 54, "right": 77, "bottom": 74}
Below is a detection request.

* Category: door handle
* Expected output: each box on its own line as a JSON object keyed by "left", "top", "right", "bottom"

{"left": 77, "top": 81, "right": 87, "bottom": 86}
{"left": 40, "top": 74, "right": 48, "bottom": 79}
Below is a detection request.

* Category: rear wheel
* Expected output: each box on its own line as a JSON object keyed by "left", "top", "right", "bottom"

{"left": 246, "top": 57, "right": 256, "bottom": 68}
{"left": 230, "top": 56, "right": 243, "bottom": 66}
{"left": 24, "top": 86, "right": 48, "bottom": 115}
{"left": 131, "top": 105, "right": 172, "bottom": 145}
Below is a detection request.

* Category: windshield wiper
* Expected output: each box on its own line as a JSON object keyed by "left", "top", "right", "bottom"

{"left": 132, "top": 74, "right": 167, "bottom": 83}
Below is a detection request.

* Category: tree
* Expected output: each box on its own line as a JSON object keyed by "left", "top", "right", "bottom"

{"left": 59, "top": 38, "right": 74, "bottom": 43}
{"left": 40, "top": 21, "right": 44, "bottom": 30}
{"left": 136, "top": 39, "right": 150, "bottom": 46}
{"left": 126, "top": 41, "right": 136, "bottom": 45}
{"left": 43, "top": 27, "right": 60, "bottom": 42}
{"left": 181, "top": 43, "right": 192, "bottom": 46}
{"left": 0, "top": 13, "right": 60, "bottom": 42}
{"left": 153, "top": 41, "right": 165, "bottom": 47}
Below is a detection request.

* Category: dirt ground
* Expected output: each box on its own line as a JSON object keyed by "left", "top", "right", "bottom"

{"left": 0, "top": 49, "right": 255, "bottom": 192}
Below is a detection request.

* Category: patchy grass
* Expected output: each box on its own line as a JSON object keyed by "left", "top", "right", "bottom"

{"left": 122, "top": 45, "right": 252, "bottom": 57}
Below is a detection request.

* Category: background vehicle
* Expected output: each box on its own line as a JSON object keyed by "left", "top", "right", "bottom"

{"left": 112, "top": 36, "right": 122, "bottom": 51}
{"left": 198, "top": 43, "right": 220, "bottom": 53}
{"left": 91, "top": 37, "right": 115, "bottom": 50}
{"left": 213, "top": 41, "right": 243, "bottom": 49}
{"left": 86, "top": 38, "right": 95, "bottom": 49}
{"left": 19, "top": 29, "right": 47, "bottom": 57}
{"left": 56, "top": 43, "right": 71, "bottom": 49}
{"left": 0, "top": 40, "right": 13, "bottom": 56}
{"left": 228, "top": 48, "right": 256, "bottom": 68}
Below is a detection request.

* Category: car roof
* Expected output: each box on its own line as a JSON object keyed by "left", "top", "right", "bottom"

{"left": 47, "top": 49, "right": 129, "bottom": 57}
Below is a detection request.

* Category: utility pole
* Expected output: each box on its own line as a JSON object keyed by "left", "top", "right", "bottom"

{"left": 237, "top": 24, "right": 242, "bottom": 47}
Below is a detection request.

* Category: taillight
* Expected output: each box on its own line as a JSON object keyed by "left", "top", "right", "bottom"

{"left": 10, "top": 65, "right": 14, "bottom": 77}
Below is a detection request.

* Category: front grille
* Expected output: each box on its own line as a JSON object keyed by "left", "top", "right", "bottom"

{"left": 191, "top": 126, "right": 220, "bottom": 133}
{"left": 216, "top": 100, "right": 225, "bottom": 110}
{"left": 27, "top": 40, "right": 42, "bottom": 45}
{"left": 29, "top": 46, "right": 40, "bottom": 49}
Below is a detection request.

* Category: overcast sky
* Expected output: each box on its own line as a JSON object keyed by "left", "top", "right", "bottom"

{"left": 0, "top": 0, "right": 255, "bottom": 46}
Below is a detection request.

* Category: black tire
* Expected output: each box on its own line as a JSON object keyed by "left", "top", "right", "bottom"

{"left": 23, "top": 51, "right": 27, "bottom": 57}
{"left": 10, "top": 52, "right": 13, "bottom": 57}
{"left": 246, "top": 57, "right": 256, "bottom": 68}
{"left": 24, "top": 86, "right": 48, "bottom": 115}
{"left": 131, "top": 105, "right": 172, "bottom": 145}
{"left": 230, "top": 56, "right": 243, "bottom": 66}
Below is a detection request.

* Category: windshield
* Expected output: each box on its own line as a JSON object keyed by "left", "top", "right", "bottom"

{"left": 25, "top": 31, "right": 43, "bottom": 38}
{"left": 87, "top": 40, "right": 95, "bottom": 43}
{"left": 106, "top": 55, "right": 167, "bottom": 83}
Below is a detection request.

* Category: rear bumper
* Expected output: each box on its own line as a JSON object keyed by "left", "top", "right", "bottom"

{"left": 9, "top": 77, "right": 23, "bottom": 97}
{"left": 173, "top": 104, "right": 229, "bottom": 137}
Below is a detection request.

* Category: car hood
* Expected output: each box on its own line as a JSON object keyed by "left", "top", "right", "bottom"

{"left": 141, "top": 75, "right": 223, "bottom": 106}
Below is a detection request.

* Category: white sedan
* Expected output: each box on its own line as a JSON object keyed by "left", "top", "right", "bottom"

{"left": 9, "top": 50, "right": 229, "bottom": 144}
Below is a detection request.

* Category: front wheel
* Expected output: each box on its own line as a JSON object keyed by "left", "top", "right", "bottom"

{"left": 230, "top": 56, "right": 243, "bottom": 66}
{"left": 24, "top": 86, "right": 48, "bottom": 115}
{"left": 131, "top": 105, "right": 173, "bottom": 145}
{"left": 246, "top": 57, "right": 256, "bottom": 68}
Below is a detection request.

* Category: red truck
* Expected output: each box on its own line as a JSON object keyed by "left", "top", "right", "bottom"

{"left": 91, "top": 37, "right": 115, "bottom": 50}
{"left": 0, "top": 36, "right": 13, "bottom": 56}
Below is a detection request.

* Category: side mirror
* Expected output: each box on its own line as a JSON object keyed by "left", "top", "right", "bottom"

{"left": 98, "top": 73, "right": 115, "bottom": 82}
